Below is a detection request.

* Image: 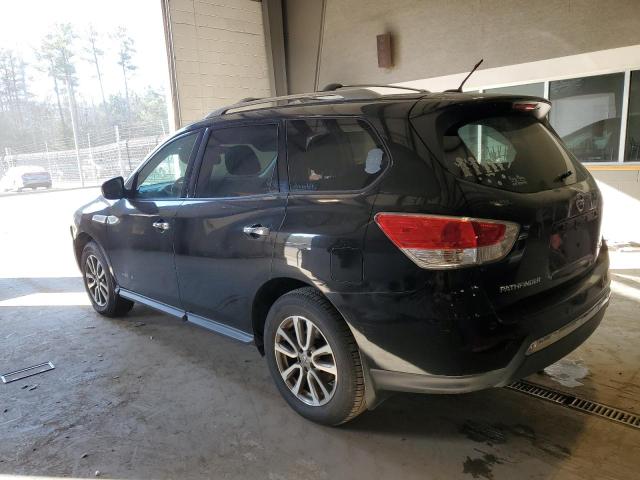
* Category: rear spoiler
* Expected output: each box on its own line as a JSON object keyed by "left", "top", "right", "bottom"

{"left": 409, "top": 94, "right": 551, "bottom": 120}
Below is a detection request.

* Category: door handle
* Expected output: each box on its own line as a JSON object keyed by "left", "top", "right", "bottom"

{"left": 243, "top": 225, "right": 270, "bottom": 237}
{"left": 152, "top": 220, "right": 171, "bottom": 232}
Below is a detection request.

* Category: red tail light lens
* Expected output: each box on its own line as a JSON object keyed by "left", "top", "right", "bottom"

{"left": 374, "top": 213, "right": 519, "bottom": 269}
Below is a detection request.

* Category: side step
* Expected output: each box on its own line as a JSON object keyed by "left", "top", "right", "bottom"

{"left": 117, "top": 288, "right": 253, "bottom": 344}
{"left": 186, "top": 313, "right": 253, "bottom": 344}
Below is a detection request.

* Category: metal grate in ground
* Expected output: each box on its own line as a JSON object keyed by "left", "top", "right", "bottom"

{"left": 507, "top": 380, "right": 640, "bottom": 430}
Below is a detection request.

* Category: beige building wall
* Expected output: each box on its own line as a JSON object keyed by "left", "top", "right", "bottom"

{"left": 163, "top": 0, "right": 273, "bottom": 126}
{"left": 316, "top": 0, "right": 640, "bottom": 87}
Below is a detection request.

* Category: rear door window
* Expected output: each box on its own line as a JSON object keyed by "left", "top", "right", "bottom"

{"left": 195, "top": 124, "right": 278, "bottom": 198}
{"left": 440, "top": 115, "right": 582, "bottom": 193}
{"left": 286, "top": 118, "right": 386, "bottom": 192}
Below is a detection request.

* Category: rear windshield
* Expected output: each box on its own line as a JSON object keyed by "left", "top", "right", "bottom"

{"left": 440, "top": 115, "right": 582, "bottom": 193}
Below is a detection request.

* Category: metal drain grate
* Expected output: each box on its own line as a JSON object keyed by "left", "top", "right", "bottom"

{"left": 507, "top": 380, "right": 640, "bottom": 430}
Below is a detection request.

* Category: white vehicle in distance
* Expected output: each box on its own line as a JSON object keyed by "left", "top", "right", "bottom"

{"left": 0, "top": 165, "right": 52, "bottom": 192}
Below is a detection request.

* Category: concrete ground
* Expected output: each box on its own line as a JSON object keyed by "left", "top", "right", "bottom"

{"left": 1, "top": 189, "right": 639, "bottom": 480}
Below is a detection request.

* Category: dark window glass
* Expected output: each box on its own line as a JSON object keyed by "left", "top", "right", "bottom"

{"left": 286, "top": 118, "right": 386, "bottom": 192}
{"left": 442, "top": 115, "right": 582, "bottom": 194}
{"left": 625, "top": 70, "right": 640, "bottom": 162}
{"left": 549, "top": 73, "right": 624, "bottom": 163}
{"left": 195, "top": 124, "right": 278, "bottom": 198}
{"left": 485, "top": 83, "right": 545, "bottom": 97}
{"left": 136, "top": 132, "right": 198, "bottom": 199}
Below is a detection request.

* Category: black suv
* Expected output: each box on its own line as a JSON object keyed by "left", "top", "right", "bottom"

{"left": 72, "top": 87, "right": 610, "bottom": 425}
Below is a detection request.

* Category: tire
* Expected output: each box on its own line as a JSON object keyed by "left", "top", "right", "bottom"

{"left": 264, "top": 287, "right": 366, "bottom": 426}
{"left": 81, "top": 241, "right": 134, "bottom": 317}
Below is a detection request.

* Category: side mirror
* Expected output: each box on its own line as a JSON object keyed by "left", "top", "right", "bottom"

{"left": 101, "top": 176, "right": 126, "bottom": 200}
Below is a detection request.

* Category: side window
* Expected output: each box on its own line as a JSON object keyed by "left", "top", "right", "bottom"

{"left": 195, "top": 124, "right": 278, "bottom": 198}
{"left": 286, "top": 118, "right": 386, "bottom": 192}
{"left": 136, "top": 132, "right": 198, "bottom": 199}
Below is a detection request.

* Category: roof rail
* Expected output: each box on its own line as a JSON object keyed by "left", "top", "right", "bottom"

{"left": 206, "top": 92, "right": 342, "bottom": 117}
{"left": 205, "top": 84, "right": 429, "bottom": 118}
{"left": 238, "top": 96, "right": 263, "bottom": 103}
{"left": 321, "top": 83, "right": 428, "bottom": 93}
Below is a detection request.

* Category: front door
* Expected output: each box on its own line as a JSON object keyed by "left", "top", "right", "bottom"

{"left": 107, "top": 130, "right": 201, "bottom": 308}
{"left": 174, "top": 123, "right": 285, "bottom": 333}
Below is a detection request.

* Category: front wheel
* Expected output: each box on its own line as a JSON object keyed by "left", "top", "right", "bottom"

{"left": 264, "top": 287, "right": 366, "bottom": 425}
{"left": 81, "top": 241, "right": 133, "bottom": 317}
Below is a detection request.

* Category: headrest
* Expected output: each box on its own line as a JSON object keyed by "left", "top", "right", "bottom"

{"left": 225, "top": 145, "right": 261, "bottom": 175}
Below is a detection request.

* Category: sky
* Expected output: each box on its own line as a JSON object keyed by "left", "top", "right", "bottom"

{"left": 0, "top": 0, "right": 171, "bottom": 105}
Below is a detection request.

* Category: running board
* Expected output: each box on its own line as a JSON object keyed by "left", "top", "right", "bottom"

{"left": 186, "top": 313, "right": 254, "bottom": 344}
{"left": 118, "top": 288, "right": 185, "bottom": 318}
{"left": 116, "top": 288, "right": 253, "bottom": 344}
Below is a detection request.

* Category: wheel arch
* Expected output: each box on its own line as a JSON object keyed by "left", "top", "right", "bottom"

{"left": 74, "top": 232, "right": 115, "bottom": 279}
{"left": 251, "top": 277, "right": 316, "bottom": 354}
{"left": 74, "top": 231, "right": 94, "bottom": 268}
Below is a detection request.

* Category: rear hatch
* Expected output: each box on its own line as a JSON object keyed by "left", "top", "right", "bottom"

{"left": 409, "top": 95, "right": 603, "bottom": 311}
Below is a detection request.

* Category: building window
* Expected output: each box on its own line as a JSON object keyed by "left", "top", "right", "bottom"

{"left": 484, "top": 83, "right": 545, "bottom": 97}
{"left": 625, "top": 70, "right": 640, "bottom": 162}
{"left": 549, "top": 73, "right": 625, "bottom": 163}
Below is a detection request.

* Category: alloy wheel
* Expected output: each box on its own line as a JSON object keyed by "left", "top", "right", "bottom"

{"left": 85, "top": 254, "right": 108, "bottom": 307}
{"left": 274, "top": 315, "right": 337, "bottom": 406}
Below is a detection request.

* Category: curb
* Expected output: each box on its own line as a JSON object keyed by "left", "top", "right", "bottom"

{"left": 0, "top": 185, "right": 100, "bottom": 198}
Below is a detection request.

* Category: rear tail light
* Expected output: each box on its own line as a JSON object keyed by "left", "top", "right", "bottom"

{"left": 374, "top": 213, "right": 519, "bottom": 269}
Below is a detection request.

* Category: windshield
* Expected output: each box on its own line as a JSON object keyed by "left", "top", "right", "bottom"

{"left": 441, "top": 115, "right": 583, "bottom": 193}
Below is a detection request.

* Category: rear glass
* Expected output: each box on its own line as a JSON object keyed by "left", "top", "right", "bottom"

{"left": 442, "top": 115, "right": 581, "bottom": 193}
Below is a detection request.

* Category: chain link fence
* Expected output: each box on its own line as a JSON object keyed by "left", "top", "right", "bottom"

{"left": 0, "top": 120, "right": 168, "bottom": 190}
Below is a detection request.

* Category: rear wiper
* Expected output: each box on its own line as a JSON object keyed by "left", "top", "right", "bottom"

{"left": 555, "top": 170, "right": 573, "bottom": 182}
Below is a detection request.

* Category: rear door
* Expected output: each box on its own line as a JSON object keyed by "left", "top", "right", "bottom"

{"left": 174, "top": 123, "right": 285, "bottom": 334}
{"left": 272, "top": 117, "right": 388, "bottom": 287}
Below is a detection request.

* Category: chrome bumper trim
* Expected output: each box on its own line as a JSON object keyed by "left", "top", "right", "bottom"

{"left": 525, "top": 292, "right": 610, "bottom": 356}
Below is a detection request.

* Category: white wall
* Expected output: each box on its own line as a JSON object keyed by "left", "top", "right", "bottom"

{"left": 164, "top": 0, "right": 273, "bottom": 126}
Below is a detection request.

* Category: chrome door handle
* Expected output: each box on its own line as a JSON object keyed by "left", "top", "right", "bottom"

{"left": 152, "top": 221, "right": 170, "bottom": 232}
{"left": 243, "top": 225, "right": 270, "bottom": 237}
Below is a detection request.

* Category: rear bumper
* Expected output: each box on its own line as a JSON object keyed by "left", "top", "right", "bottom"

{"left": 328, "top": 247, "right": 610, "bottom": 396}
{"left": 368, "top": 290, "right": 609, "bottom": 394}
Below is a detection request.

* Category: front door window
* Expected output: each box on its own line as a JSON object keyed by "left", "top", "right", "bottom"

{"left": 136, "top": 132, "right": 199, "bottom": 199}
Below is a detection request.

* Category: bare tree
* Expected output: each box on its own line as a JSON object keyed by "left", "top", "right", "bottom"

{"left": 85, "top": 25, "right": 106, "bottom": 106}
{"left": 39, "top": 24, "right": 81, "bottom": 135}
{"left": 113, "top": 26, "right": 137, "bottom": 120}
{"left": 35, "top": 48, "right": 65, "bottom": 129}
{"left": 0, "top": 49, "right": 28, "bottom": 127}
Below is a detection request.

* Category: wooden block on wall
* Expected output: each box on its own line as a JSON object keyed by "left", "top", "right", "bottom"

{"left": 377, "top": 33, "right": 393, "bottom": 68}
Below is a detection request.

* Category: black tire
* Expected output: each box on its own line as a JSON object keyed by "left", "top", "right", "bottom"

{"left": 264, "top": 287, "right": 366, "bottom": 426}
{"left": 81, "top": 241, "right": 134, "bottom": 317}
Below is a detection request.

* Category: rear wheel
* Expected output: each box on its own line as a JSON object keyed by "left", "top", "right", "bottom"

{"left": 81, "top": 241, "right": 133, "bottom": 317}
{"left": 264, "top": 287, "right": 366, "bottom": 425}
